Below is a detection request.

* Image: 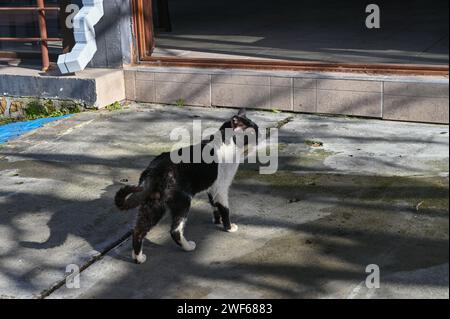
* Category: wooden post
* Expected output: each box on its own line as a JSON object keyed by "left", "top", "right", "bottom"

{"left": 36, "top": 0, "right": 49, "bottom": 71}
{"left": 144, "top": 0, "right": 155, "bottom": 54}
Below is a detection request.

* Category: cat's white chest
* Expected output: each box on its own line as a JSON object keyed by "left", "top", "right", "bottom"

{"left": 208, "top": 140, "right": 241, "bottom": 206}
{"left": 216, "top": 162, "right": 240, "bottom": 185}
{"left": 215, "top": 141, "right": 240, "bottom": 185}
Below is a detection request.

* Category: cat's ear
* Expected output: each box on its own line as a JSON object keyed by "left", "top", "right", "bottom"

{"left": 237, "top": 108, "right": 247, "bottom": 117}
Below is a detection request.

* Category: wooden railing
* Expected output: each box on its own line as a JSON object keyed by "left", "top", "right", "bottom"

{"left": 0, "top": 0, "right": 61, "bottom": 71}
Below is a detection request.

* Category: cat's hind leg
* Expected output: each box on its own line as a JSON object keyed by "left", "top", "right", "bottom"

{"left": 168, "top": 191, "right": 196, "bottom": 251}
{"left": 132, "top": 202, "right": 165, "bottom": 264}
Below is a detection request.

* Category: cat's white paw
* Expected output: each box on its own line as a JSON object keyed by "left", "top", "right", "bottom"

{"left": 182, "top": 240, "right": 196, "bottom": 252}
{"left": 226, "top": 224, "right": 239, "bottom": 233}
{"left": 132, "top": 251, "right": 147, "bottom": 264}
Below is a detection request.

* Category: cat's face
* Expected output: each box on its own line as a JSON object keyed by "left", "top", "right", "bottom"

{"left": 230, "top": 109, "right": 259, "bottom": 146}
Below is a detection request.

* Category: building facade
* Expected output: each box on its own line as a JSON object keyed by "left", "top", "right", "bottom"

{"left": 0, "top": 0, "right": 448, "bottom": 123}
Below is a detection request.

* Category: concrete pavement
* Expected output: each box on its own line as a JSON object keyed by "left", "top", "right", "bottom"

{"left": 0, "top": 104, "right": 448, "bottom": 298}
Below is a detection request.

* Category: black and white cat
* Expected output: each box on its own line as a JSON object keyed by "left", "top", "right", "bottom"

{"left": 115, "top": 109, "right": 259, "bottom": 264}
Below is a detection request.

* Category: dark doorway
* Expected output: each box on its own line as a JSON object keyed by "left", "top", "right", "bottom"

{"left": 149, "top": 0, "right": 448, "bottom": 66}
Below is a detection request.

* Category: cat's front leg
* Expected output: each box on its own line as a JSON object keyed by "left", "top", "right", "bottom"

{"left": 209, "top": 189, "right": 238, "bottom": 232}
{"left": 207, "top": 192, "right": 222, "bottom": 225}
{"left": 217, "top": 203, "right": 238, "bottom": 232}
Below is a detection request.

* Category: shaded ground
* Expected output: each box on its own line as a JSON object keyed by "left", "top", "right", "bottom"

{"left": 0, "top": 104, "right": 448, "bottom": 299}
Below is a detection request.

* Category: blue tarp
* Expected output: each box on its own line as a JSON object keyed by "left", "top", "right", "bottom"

{"left": 0, "top": 115, "right": 73, "bottom": 144}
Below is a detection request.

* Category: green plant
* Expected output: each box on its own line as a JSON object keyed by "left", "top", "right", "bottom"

{"left": 48, "top": 110, "right": 68, "bottom": 117}
{"left": 175, "top": 98, "right": 186, "bottom": 107}
{"left": 271, "top": 108, "right": 281, "bottom": 113}
{"left": 24, "top": 100, "right": 46, "bottom": 119}
{"left": 43, "top": 99, "right": 56, "bottom": 112}
{"left": 60, "top": 101, "right": 83, "bottom": 114}
{"left": 106, "top": 101, "right": 122, "bottom": 111}
{"left": 24, "top": 99, "right": 80, "bottom": 120}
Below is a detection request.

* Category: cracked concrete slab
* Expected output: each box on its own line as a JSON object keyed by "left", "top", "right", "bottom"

{"left": 0, "top": 103, "right": 448, "bottom": 299}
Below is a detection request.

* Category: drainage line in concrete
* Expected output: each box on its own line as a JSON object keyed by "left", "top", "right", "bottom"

{"left": 265, "top": 116, "right": 294, "bottom": 138}
{"left": 38, "top": 230, "right": 132, "bottom": 299}
{"left": 273, "top": 116, "right": 294, "bottom": 129}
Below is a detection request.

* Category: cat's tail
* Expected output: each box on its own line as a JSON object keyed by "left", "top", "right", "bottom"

{"left": 114, "top": 185, "right": 146, "bottom": 211}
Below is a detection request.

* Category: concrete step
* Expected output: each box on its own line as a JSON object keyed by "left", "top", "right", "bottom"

{"left": 0, "top": 66, "right": 125, "bottom": 111}
{"left": 1, "top": 65, "right": 448, "bottom": 124}
{"left": 124, "top": 66, "right": 449, "bottom": 124}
